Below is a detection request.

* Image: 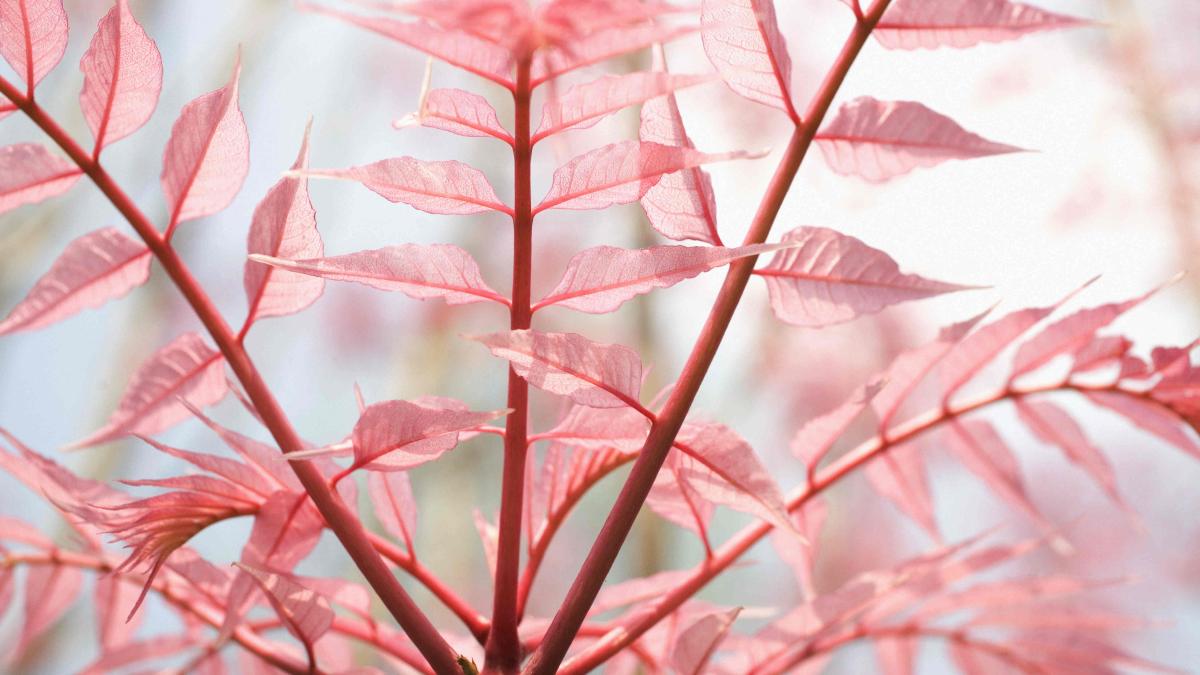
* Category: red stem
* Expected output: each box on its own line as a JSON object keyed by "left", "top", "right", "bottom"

{"left": 485, "top": 56, "right": 535, "bottom": 674}
{"left": 522, "top": 7, "right": 892, "bottom": 672}
{"left": 0, "top": 77, "right": 463, "bottom": 675}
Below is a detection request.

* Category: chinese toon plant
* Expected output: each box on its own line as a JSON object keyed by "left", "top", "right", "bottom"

{"left": 0, "top": 0, "right": 1196, "bottom": 673}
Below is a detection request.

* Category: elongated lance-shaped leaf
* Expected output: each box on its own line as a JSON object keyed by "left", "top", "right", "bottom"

{"left": 299, "top": 3, "right": 514, "bottom": 87}
{"left": 0, "top": 0, "right": 68, "bottom": 88}
{"left": 17, "top": 565, "right": 82, "bottom": 660}
{"left": 942, "top": 419, "right": 1052, "bottom": 534}
{"left": 472, "top": 329, "right": 644, "bottom": 409}
{"left": 251, "top": 243, "right": 507, "bottom": 307}
{"left": 302, "top": 156, "right": 510, "bottom": 215}
{"left": 67, "top": 333, "right": 229, "bottom": 449}
{"left": 1016, "top": 398, "right": 1128, "bottom": 509}
{"left": 351, "top": 399, "right": 507, "bottom": 471}
{"left": 369, "top": 471, "right": 418, "bottom": 552}
{"left": 161, "top": 56, "right": 249, "bottom": 228}
{"left": 756, "top": 226, "right": 977, "bottom": 327}
{"left": 396, "top": 87, "right": 512, "bottom": 144}
{"left": 815, "top": 97, "right": 1025, "bottom": 182}
{"left": 79, "top": 0, "right": 163, "bottom": 150}
{"left": 671, "top": 607, "right": 742, "bottom": 675}
{"left": 244, "top": 123, "right": 324, "bottom": 326}
{"left": 640, "top": 46, "right": 722, "bottom": 245}
{"left": 647, "top": 450, "right": 715, "bottom": 545}
{"left": 535, "top": 243, "right": 784, "bottom": 314}
{"left": 0, "top": 227, "right": 150, "bottom": 335}
{"left": 701, "top": 0, "right": 798, "bottom": 119}
{"left": 1086, "top": 391, "right": 1200, "bottom": 461}
{"left": 536, "top": 140, "right": 753, "bottom": 213}
{"left": 791, "top": 379, "right": 882, "bottom": 471}
{"left": 533, "top": 22, "right": 698, "bottom": 85}
{"left": 872, "top": 0, "right": 1092, "bottom": 50}
{"left": 534, "top": 72, "right": 712, "bottom": 141}
{"left": 0, "top": 143, "right": 81, "bottom": 215}
{"left": 865, "top": 440, "right": 939, "bottom": 539}
{"left": 235, "top": 564, "right": 334, "bottom": 649}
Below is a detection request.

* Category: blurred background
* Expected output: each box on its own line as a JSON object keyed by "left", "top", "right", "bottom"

{"left": 0, "top": 0, "right": 1197, "bottom": 672}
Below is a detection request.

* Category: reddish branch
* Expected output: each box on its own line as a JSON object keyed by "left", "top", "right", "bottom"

{"left": 522, "top": 4, "right": 895, "bottom": 672}
{"left": 0, "top": 77, "right": 466, "bottom": 675}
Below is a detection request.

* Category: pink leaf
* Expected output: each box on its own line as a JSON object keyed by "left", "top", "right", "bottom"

{"left": 0, "top": 143, "right": 81, "bottom": 215}
{"left": 352, "top": 399, "right": 505, "bottom": 471}
{"left": 670, "top": 606, "right": 741, "bottom": 675}
{"left": 640, "top": 48, "right": 722, "bottom": 245}
{"left": 1010, "top": 290, "right": 1155, "bottom": 380}
{"left": 79, "top": 0, "right": 163, "bottom": 150}
{"left": 540, "top": 404, "right": 650, "bottom": 453}
{"left": 874, "top": 0, "right": 1091, "bottom": 50}
{"left": 816, "top": 97, "right": 1024, "bottom": 182}
{"left": 17, "top": 564, "right": 82, "bottom": 658}
{"left": 875, "top": 637, "right": 916, "bottom": 675}
{"left": 1086, "top": 391, "right": 1200, "bottom": 461}
{"left": 95, "top": 574, "right": 144, "bottom": 649}
{"left": 250, "top": 243, "right": 506, "bottom": 306}
{"left": 0, "top": 227, "right": 150, "bottom": 335}
{"left": 1015, "top": 398, "right": 1126, "bottom": 507}
{"left": 535, "top": 243, "right": 782, "bottom": 314}
{"left": 536, "top": 140, "right": 752, "bottom": 213}
{"left": 368, "top": 471, "right": 417, "bottom": 552}
{"left": 791, "top": 380, "right": 881, "bottom": 471}
{"left": 236, "top": 564, "right": 334, "bottom": 647}
{"left": 136, "top": 434, "right": 275, "bottom": 500}
{"left": 161, "top": 57, "right": 249, "bottom": 227}
{"left": 771, "top": 500, "right": 827, "bottom": 599}
{"left": 306, "top": 157, "right": 509, "bottom": 215}
{"left": 300, "top": 3, "right": 514, "bottom": 87}
{"left": 397, "top": 87, "right": 512, "bottom": 143}
{"left": 242, "top": 491, "right": 324, "bottom": 571}
{"left": 533, "top": 22, "right": 697, "bottom": 85}
{"left": 757, "top": 226, "right": 976, "bottom": 327}
{"left": 534, "top": 72, "right": 711, "bottom": 141}
{"left": 473, "top": 330, "right": 643, "bottom": 409}
{"left": 474, "top": 509, "right": 499, "bottom": 577}
{"left": 647, "top": 451, "right": 715, "bottom": 544}
{"left": 865, "top": 441, "right": 939, "bottom": 538}
{"left": 0, "top": 0, "right": 68, "bottom": 88}
{"left": 701, "top": 0, "right": 798, "bottom": 118}
{"left": 243, "top": 124, "right": 324, "bottom": 327}
{"left": 672, "top": 422, "right": 794, "bottom": 530}
{"left": 67, "top": 333, "right": 229, "bottom": 449}
{"left": 942, "top": 419, "right": 1049, "bottom": 531}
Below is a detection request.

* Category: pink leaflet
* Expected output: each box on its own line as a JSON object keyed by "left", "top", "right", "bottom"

{"left": 1085, "top": 391, "right": 1200, "bottom": 461}
{"left": 17, "top": 564, "right": 82, "bottom": 659}
{"left": 873, "top": 0, "right": 1091, "bottom": 50}
{"left": 865, "top": 441, "right": 939, "bottom": 539}
{"left": 244, "top": 123, "right": 324, "bottom": 325}
{"left": 942, "top": 419, "right": 1049, "bottom": 531}
{"left": 0, "top": 0, "right": 68, "bottom": 87}
{"left": 647, "top": 450, "right": 715, "bottom": 544}
{"left": 351, "top": 399, "right": 504, "bottom": 471}
{"left": 0, "top": 227, "right": 151, "bottom": 335}
{"left": 672, "top": 422, "right": 793, "bottom": 531}
{"left": 307, "top": 157, "right": 509, "bottom": 215}
{"left": 250, "top": 244, "right": 506, "bottom": 306}
{"left": 536, "top": 140, "right": 751, "bottom": 213}
{"left": 536, "top": 243, "right": 782, "bottom": 314}
{"left": 669, "top": 606, "right": 741, "bottom": 675}
{"left": 136, "top": 434, "right": 276, "bottom": 500}
{"left": 875, "top": 638, "right": 916, "bottom": 675}
{"left": 791, "top": 379, "right": 881, "bottom": 471}
{"left": 700, "top": 0, "right": 797, "bottom": 119}
{"left": 473, "top": 329, "right": 644, "bottom": 409}
{"left": 1015, "top": 398, "right": 1126, "bottom": 508}
{"left": 396, "top": 87, "right": 512, "bottom": 143}
{"left": 0, "top": 143, "right": 82, "bottom": 215}
{"left": 236, "top": 564, "right": 335, "bottom": 647}
{"left": 770, "top": 500, "right": 828, "bottom": 599}
{"left": 368, "top": 471, "right": 417, "bottom": 552}
{"left": 539, "top": 404, "right": 650, "bottom": 453}
{"left": 757, "top": 226, "right": 975, "bottom": 327}
{"left": 78, "top": 0, "right": 163, "bottom": 150}
{"left": 815, "top": 97, "right": 1024, "bottom": 182}
{"left": 534, "top": 72, "right": 711, "bottom": 141}
{"left": 1009, "top": 291, "right": 1154, "bottom": 380}
{"left": 67, "top": 332, "right": 229, "bottom": 449}
{"left": 160, "top": 58, "right": 249, "bottom": 227}
{"left": 300, "top": 3, "right": 514, "bottom": 87}
{"left": 640, "top": 47, "right": 721, "bottom": 245}
{"left": 95, "top": 571, "right": 145, "bottom": 649}
{"left": 474, "top": 509, "right": 499, "bottom": 577}
{"left": 533, "top": 22, "right": 697, "bottom": 85}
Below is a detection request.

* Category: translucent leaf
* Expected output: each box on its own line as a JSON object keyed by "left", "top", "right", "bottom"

{"left": 18, "top": 564, "right": 82, "bottom": 658}
{"left": 251, "top": 243, "right": 506, "bottom": 306}
{"left": 534, "top": 72, "right": 711, "bottom": 141}
{"left": 670, "top": 606, "right": 741, "bottom": 675}
{"left": 0, "top": 0, "right": 68, "bottom": 87}
{"left": 758, "top": 226, "right": 975, "bottom": 327}
{"left": 0, "top": 143, "right": 81, "bottom": 215}
{"left": 244, "top": 122, "right": 324, "bottom": 325}
{"left": 1015, "top": 398, "right": 1126, "bottom": 508}
{"left": 0, "top": 227, "right": 150, "bottom": 335}
{"left": 352, "top": 399, "right": 505, "bottom": 471}
{"left": 397, "top": 87, "right": 511, "bottom": 143}
{"left": 368, "top": 471, "right": 417, "bottom": 551}
{"left": 473, "top": 329, "right": 643, "bottom": 409}
{"left": 701, "top": 0, "right": 797, "bottom": 118}
{"left": 672, "top": 422, "right": 793, "bottom": 531}
{"left": 79, "top": 0, "right": 163, "bottom": 149}
{"left": 816, "top": 97, "right": 1024, "bottom": 182}
{"left": 67, "top": 333, "right": 228, "bottom": 449}
{"left": 236, "top": 564, "right": 334, "bottom": 648}
{"left": 305, "top": 157, "right": 509, "bottom": 215}
{"left": 535, "top": 243, "right": 782, "bottom": 314}
{"left": 865, "top": 441, "right": 939, "bottom": 538}
{"left": 873, "top": 0, "right": 1091, "bottom": 50}
{"left": 161, "top": 58, "right": 249, "bottom": 227}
